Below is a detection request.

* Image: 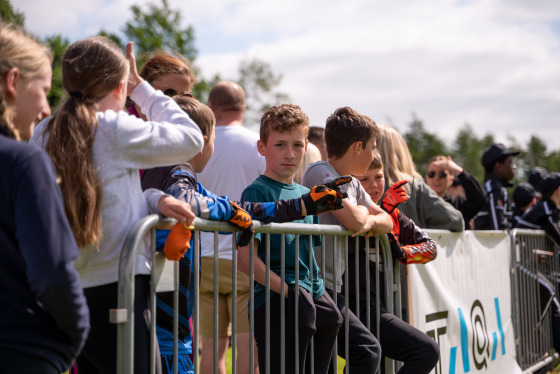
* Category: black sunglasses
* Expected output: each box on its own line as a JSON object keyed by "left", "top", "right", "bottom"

{"left": 427, "top": 170, "right": 448, "bottom": 179}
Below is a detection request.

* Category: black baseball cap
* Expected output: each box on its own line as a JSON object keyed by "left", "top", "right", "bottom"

{"left": 513, "top": 182, "right": 535, "bottom": 208}
{"left": 481, "top": 143, "right": 520, "bottom": 168}
{"left": 540, "top": 172, "right": 560, "bottom": 197}
{"left": 528, "top": 167, "right": 548, "bottom": 191}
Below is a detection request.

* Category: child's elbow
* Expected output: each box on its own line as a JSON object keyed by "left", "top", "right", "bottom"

{"left": 237, "top": 247, "right": 250, "bottom": 275}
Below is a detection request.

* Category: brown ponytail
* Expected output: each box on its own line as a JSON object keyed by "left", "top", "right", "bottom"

{"left": 44, "top": 36, "right": 127, "bottom": 248}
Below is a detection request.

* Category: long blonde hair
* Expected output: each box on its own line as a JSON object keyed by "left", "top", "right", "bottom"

{"left": 376, "top": 124, "right": 422, "bottom": 188}
{"left": 44, "top": 36, "right": 128, "bottom": 248}
{"left": 0, "top": 25, "right": 52, "bottom": 139}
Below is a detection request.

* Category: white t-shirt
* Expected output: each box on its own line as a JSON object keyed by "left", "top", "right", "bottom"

{"left": 197, "top": 125, "right": 266, "bottom": 259}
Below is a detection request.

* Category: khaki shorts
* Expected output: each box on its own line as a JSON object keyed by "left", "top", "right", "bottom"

{"left": 199, "top": 257, "right": 251, "bottom": 337}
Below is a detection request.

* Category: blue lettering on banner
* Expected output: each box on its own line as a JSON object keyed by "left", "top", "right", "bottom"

{"left": 426, "top": 297, "right": 506, "bottom": 374}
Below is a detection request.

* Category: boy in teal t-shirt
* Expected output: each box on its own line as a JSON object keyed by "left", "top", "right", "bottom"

{"left": 239, "top": 104, "right": 343, "bottom": 374}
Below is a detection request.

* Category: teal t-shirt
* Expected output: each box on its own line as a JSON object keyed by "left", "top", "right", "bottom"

{"left": 241, "top": 175, "right": 324, "bottom": 310}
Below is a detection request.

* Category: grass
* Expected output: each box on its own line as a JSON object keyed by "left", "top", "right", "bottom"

{"left": 223, "top": 346, "right": 346, "bottom": 373}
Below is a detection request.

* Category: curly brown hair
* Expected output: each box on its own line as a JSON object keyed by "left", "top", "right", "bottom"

{"left": 260, "top": 103, "right": 309, "bottom": 145}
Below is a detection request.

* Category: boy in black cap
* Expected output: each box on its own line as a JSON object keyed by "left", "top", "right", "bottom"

{"left": 511, "top": 182, "right": 536, "bottom": 227}
{"left": 473, "top": 143, "right": 520, "bottom": 230}
{"left": 528, "top": 166, "right": 548, "bottom": 200}
{"left": 515, "top": 172, "right": 560, "bottom": 246}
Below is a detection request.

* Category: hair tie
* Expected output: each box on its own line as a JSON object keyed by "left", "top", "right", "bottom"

{"left": 69, "top": 91, "right": 84, "bottom": 101}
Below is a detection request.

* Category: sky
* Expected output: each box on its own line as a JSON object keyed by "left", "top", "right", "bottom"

{"left": 15, "top": 0, "right": 560, "bottom": 151}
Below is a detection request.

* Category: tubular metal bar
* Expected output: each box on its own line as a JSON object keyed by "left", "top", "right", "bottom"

{"left": 344, "top": 236, "right": 350, "bottom": 374}
{"left": 150, "top": 231, "right": 157, "bottom": 374}
{"left": 249, "top": 238, "right": 255, "bottom": 374}
{"left": 365, "top": 238, "right": 371, "bottom": 330}
{"left": 193, "top": 225, "right": 201, "bottom": 373}
{"left": 294, "top": 234, "right": 300, "bottom": 374}
{"left": 173, "top": 260, "right": 179, "bottom": 374}
{"left": 231, "top": 233, "right": 238, "bottom": 374}
{"left": 280, "top": 235, "right": 286, "bottom": 374}
{"left": 307, "top": 234, "right": 314, "bottom": 374}
{"left": 213, "top": 232, "right": 219, "bottom": 374}
{"left": 265, "top": 234, "right": 271, "bottom": 374}
{"left": 354, "top": 237, "right": 360, "bottom": 321}
{"left": 116, "top": 214, "right": 161, "bottom": 374}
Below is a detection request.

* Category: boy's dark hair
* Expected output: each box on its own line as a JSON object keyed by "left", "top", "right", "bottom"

{"left": 174, "top": 94, "right": 215, "bottom": 141}
{"left": 324, "top": 107, "right": 378, "bottom": 159}
{"left": 308, "top": 126, "right": 325, "bottom": 144}
{"left": 368, "top": 149, "right": 383, "bottom": 170}
{"left": 260, "top": 103, "right": 309, "bottom": 145}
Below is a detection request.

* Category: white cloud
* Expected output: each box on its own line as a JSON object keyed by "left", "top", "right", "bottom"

{"left": 15, "top": 0, "right": 560, "bottom": 150}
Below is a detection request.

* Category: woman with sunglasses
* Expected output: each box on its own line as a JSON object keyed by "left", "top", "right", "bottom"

{"left": 376, "top": 125, "right": 464, "bottom": 232}
{"left": 425, "top": 155, "right": 486, "bottom": 229}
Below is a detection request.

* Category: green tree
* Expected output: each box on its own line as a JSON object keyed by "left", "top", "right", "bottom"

{"left": 0, "top": 0, "right": 24, "bottom": 25}
{"left": 403, "top": 115, "right": 447, "bottom": 175}
{"left": 238, "top": 58, "right": 290, "bottom": 128}
{"left": 450, "top": 124, "right": 491, "bottom": 182}
{"left": 44, "top": 35, "right": 70, "bottom": 107}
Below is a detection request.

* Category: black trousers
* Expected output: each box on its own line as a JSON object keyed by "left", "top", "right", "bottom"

{"left": 253, "top": 284, "right": 343, "bottom": 374}
{"left": 344, "top": 252, "right": 439, "bottom": 374}
{"left": 76, "top": 275, "right": 161, "bottom": 374}
{"left": 0, "top": 349, "right": 59, "bottom": 374}
{"left": 327, "top": 290, "right": 382, "bottom": 373}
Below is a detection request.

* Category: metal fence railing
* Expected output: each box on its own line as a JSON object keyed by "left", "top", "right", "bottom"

{"left": 510, "top": 229, "right": 560, "bottom": 373}
{"left": 112, "top": 216, "right": 400, "bottom": 374}
{"left": 112, "top": 217, "right": 560, "bottom": 374}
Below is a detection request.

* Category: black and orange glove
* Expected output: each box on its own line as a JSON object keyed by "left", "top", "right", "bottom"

{"left": 163, "top": 223, "right": 193, "bottom": 261}
{"left": 381, "top": 180, "right": 408, "bottom": 214}
{"left": 301, "top": 175, "right": 352, "bottom": 216}
{"left": 388, "top": 233, "right": 406, "bottom": 262}
{"left": 229, "top": 201, "right": 254, "bottom": 247}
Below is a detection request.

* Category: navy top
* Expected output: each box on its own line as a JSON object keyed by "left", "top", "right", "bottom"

{"left": 0, "top": 135, "right": 90, "bottom": 372}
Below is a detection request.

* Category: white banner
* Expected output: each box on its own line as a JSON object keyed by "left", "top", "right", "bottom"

{"left": 408, "top": 230, "right": 522, "bottom": 374}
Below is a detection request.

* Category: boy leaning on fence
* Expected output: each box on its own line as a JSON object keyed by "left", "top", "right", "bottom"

{"left": 238, "top": 103, "right": 347, "bottom": 374}
{"left": 302, "top": 106, "right": 393, "bottom": 373}
{"left": 141, "top": 95, "right": 350, "bottom": 374}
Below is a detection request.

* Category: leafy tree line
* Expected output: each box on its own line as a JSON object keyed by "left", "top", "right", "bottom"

{"left": 401, "top": 115, "right": 560, "bottom": 186}
{"left": 2, "top": 0, "right": 558, "bottom": 183}
{"left": 1, "top": 0, "right": 287, "bottom": 125}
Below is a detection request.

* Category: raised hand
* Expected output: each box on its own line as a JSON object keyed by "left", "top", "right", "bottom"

{"left": 125, "top": 42, "right": 144, "bottom": 95}
{"left": 163, "top": 222, "right": 193, "bottom": 261}
{"left": 302, "top": 175, "right": 352, "bottom": 216}
{"left": 229, "top": 201, "right": 254, "bottom": 247}
{"left": 381, "top": 180, "right": 408, "bottom": 214}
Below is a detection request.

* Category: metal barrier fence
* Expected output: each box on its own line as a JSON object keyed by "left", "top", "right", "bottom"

{"left": 510, "top": 229, "right": 560, "bottom": 373}
{"left": 113, "top": 217, "right": 560, "bottom": 374}
{"left": 112, "top": 216, "right": 401, "bottom": 374}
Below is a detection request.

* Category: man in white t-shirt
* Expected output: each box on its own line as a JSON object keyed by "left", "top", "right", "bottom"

{"left": 197, "top": 81, "right": 264, "bottom": 374}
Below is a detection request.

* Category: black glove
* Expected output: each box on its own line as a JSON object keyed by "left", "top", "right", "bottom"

{"left": 301, "top": 176, "right": 352, "bottom": 216}
{"left": 388, "top": 233, "right": 405, "bottom": 261}
{"left": 228, "top": 201, "right": 254, "bottom": 247}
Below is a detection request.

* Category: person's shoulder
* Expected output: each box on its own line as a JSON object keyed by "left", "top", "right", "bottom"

{"left": 1, "top": 135, "right": 48, "bottom": 164}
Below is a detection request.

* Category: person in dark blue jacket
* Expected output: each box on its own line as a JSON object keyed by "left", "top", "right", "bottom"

{"left": 0, "top": 24, "right": 90, "bottom": 373}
